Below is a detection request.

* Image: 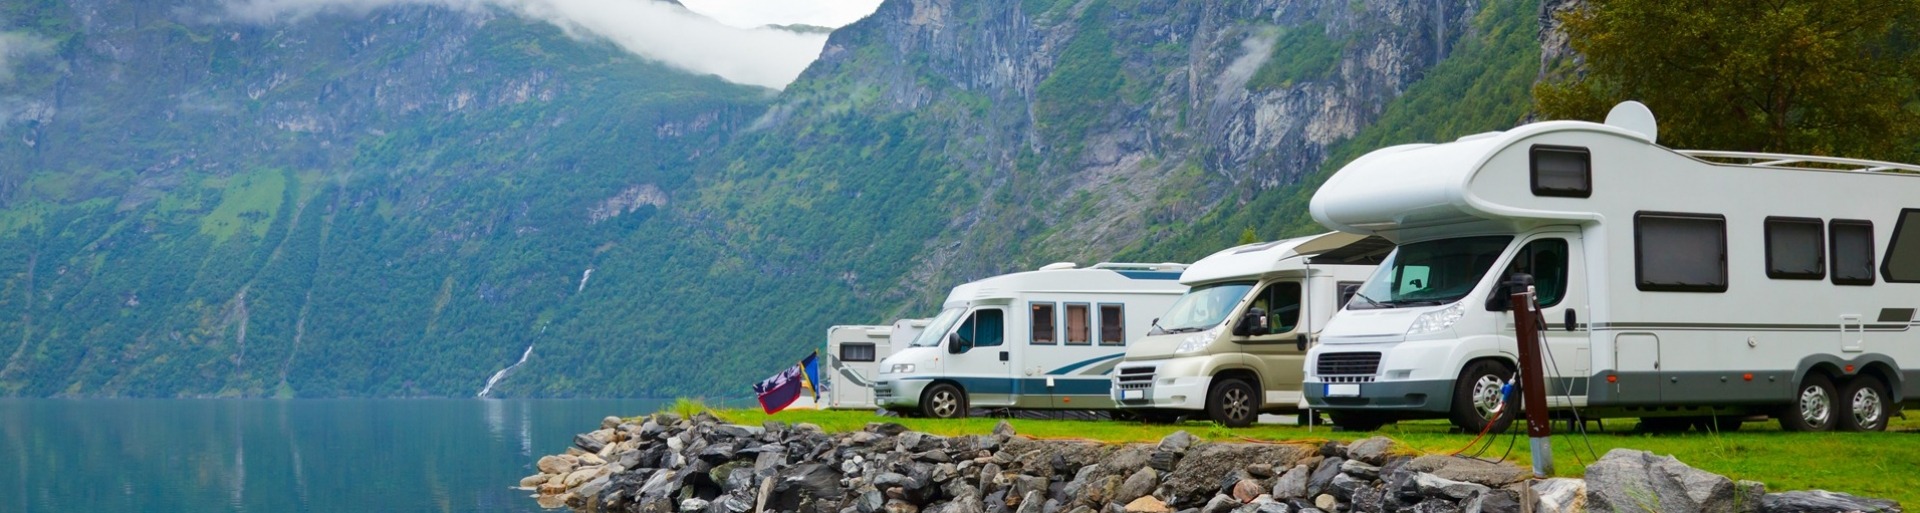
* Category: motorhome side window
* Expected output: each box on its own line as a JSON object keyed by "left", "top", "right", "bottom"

{"left": 1830, "top": 220, "right": 1876, "bottom": 286}
{"left": 1529, "top": 145, "right": 1591, "bottom": 198}
{"left": 1098, "top": 304, "right": 1125, "bottom": 346}
{"left": 956, "top": 309, "right": 1005, "bottom": 348}
{"left": 1249, "top": 282, "right": 1302, "bottom": 333}
{"left": 1502, "top": 239, "right": 1568, "bottom": 307}
{"left": 1337, "top": 281, "right": 1363, "bottom": 309}
{"left": 840, "top": 343, "right": 876, "bottom": 362}
{"left": 1064, "top": 303, "right": 1092, "bottom": 345}
{"left": 1764, "top": 217, "right": 1825, "bottom": 280}
{"left": 1634, "top": 212, "right": 1728, "bottom": 292}
{"left": 1886, "top": 208, "right": 1920, "bottom": 282}
{"left": 1029, "top": 303, "right": 1057, "bottom": 344}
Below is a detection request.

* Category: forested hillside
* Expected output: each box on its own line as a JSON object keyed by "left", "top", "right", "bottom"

{"left": 0, "top": 0, "right": 1611, "bottom": 398}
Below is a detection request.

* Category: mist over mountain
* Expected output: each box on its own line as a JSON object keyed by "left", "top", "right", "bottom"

{"left": 0, "top": 0, "right": 1551, "bottom": 398}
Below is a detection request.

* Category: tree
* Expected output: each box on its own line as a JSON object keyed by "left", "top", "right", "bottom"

{"left": 1535, "top": 0, "right": 1920, "bottom": 161}
{"left": 1237, "top": 227, "right": 1260, "bottom": 245}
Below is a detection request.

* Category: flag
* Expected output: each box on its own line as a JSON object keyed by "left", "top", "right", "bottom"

{"left": 753, "top": 362, "right": 806, "bottom": 414}
{"left": 799, "top": 352, "right": 824, "bottom": 399}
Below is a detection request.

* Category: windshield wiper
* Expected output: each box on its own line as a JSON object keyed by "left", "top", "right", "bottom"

{"left": 1352, "top": 292, "right": 1391, "bottom": 309}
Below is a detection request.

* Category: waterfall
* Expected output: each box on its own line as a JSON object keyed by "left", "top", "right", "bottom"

{"left": 477, "top": 343, "right": 535, "bottom": 398}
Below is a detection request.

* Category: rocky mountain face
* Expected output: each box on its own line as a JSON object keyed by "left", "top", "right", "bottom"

{"left": 0, "top": 0, "right": 1549, "bottom": 397}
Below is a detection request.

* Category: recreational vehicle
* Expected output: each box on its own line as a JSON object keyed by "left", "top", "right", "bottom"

{"left": 1109, "top": 232, "right": 1383, "bottom": 426}
{"left": 821, "top": 319, "right": 930, "bottom": 410}
{"left": 873, "top": 263, "right": 1189, "bottom": 418}
{"left": 1304, "top": 102, "right": 1920, "bottom": 433}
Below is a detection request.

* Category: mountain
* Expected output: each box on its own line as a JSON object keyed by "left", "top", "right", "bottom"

{"left": 0, "top": 0, "right": 1549, "bottom": 398}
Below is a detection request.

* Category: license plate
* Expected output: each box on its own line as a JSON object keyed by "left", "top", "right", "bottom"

{"left": 1120, "top": 390, "right": 1144, "bottom": 400}
{"left": 1325, "top": 384, "right": 1360, "bottom": 397}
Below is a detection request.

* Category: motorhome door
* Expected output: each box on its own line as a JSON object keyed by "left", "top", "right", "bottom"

{"left": 1240, "top": 280, "right": 1310, "bottom": 406}
{"left": 1500, "top": 234, "right": 1591, "bottom": 400}
{"left": 948, "top": 307, "right": 1013, "bottom": 407}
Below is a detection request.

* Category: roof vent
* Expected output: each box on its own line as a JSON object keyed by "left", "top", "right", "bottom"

{"left": 1038, "top": 262, "right": 1078, "bottom": 271}
{"left": 1604, "top": 101, "right": 1658, "bottom": 143}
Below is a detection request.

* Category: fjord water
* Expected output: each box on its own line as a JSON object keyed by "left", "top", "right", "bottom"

{"left": 0, "top": 399, "right": 666, "bottom": 512}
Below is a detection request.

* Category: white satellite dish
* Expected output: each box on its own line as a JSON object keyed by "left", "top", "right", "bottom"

{"left": 1604, "top": 100, "right": 1658, "bottom": 144}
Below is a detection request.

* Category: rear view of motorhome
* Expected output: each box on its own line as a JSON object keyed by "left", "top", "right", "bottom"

{"left": 1304, "top": 102, "right": 1920, "bottom": 433}
{"left": 873, "top": 263, "right": 1188, "bottom": 418}
{"left": 1110, "top": 232, "right": 1383, "bottom": 427}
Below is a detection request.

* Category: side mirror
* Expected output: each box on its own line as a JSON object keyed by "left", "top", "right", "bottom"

{"left": 1232, "top": 308, "right": 1269, "bottom": 337}
{"left": 1486, "top": 272, "right": 1535, "bottom": 312}
{"left": 946, "top": 333, "right": 966, "bottom": 354}
{"left": 1296, "top": 333, "right": 1310, "bottom": 351}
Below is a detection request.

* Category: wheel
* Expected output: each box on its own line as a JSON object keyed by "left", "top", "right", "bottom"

{"left": 1778, "top": 374, "right": 1838, "bottom": 432}
{"left": 1838, "top": 375, "right": 1891, "bottom": 432}
{"left": 1449, "top": 360, "right": 1517, "bottom": 433}
{"left": 920, "top": 383, "right": 968, "bottom": 419}
{"left": 1328, "top": 413, "right": 1388, "bottom": 431}
{"left": 1206, "top": 378, "right": 1259, "bottom": 427}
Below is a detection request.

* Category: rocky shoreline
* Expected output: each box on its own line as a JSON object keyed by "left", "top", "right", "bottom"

{"left": 519, "top": 412, "right": 1901, "bottom": 513}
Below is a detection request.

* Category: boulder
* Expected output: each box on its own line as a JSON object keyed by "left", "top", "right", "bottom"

{"left": 520, "top": 473, "right": 551, "bottom": 488}
{"left": 1305, "top": 458, "right": 1345, "bottom": 498}
{"left": 1246, "top": 464, "right": 1275, "bottom": 479}
{"left": 1126, "top": 496, "right": 1173, "bottom": 513}
{"left": 1328, "top": 474, "right": 1365, "bottom": 501}
{"left": 994, "top": 420, "right": 1018, "bottom": 439}
{"left": 1117, "top": 468, "right": 1160, "bottom": 504}
{"left": 1160, "top": 444, "right": 1313, "bottom": 508}
{"left": 1409, "top": 498, "right": 1462, "bottom": 513}
{"left": 1312, "top": 494, "right": 1335, "bottom": 511}
{"left": 1271, "top": 465, "right": 1310, "bottom": 499}
{"left": 1345, "top": 437, "right": 1394, "bottom": 465}
{"left": 538, "top": 454, "right": 579, "bottom": 475}
{"left": 575, "top": 432, "right": 607, "bottom": 453}
{"left": 1412, "top": 473, "right": 1490, "bottom": 500}
{"left": 885, "top": 499, "right": 921, "bottom": 513}
{"left": 1339, "top": 460, "right": 1380, "bottom": 481}
{"left": 1232, "top": 479, "right": 1265, "bottom": 503}
{"left": 681, "top": 498, "right": 711, "bottom": 512}
{"left": 1159, "top": 431, "right": 1198, "bottom": 454}
{"left": 602, "top": 416, "right": 623, "bottom": 430}
{"left": 1586, "top": 449, "right": 1735, "bottom": 513}
{"left": 1761, "top": 490, "right": 1903, "bottom": 513}
{"left": 1530, "top": 478, "right": 1585, "bottom": 513}
{"left": 1201, "top": 494, "right": 1239, "bottom": 513}
{"left": 1350, "top": 485, "right": 1384, "bottom": 513}
{"left": 868, "top": 423, "right": 911, "bottom": 436}
{"left": 1460, "top": 490, "right": 1522, "bottom": 513}
{"left": 768, "top": 463, "right": 845, "bottom": 512}
{"left": 1734, "top": 481, "right": 1765, "bottom": 513}
{"left": 1399, "top": 455, "right": 1531, "bottom": 487}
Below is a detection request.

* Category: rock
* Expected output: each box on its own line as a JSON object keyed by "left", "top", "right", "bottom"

{"left": 885, "top": 499, "right": 921, "bottom": 513}
{"left": 1398, "top": 455, "right": 1531, "bottom": 487}
{"left": 1148, "top": 451, "right": 1181, "bottom": 473}
{"left": 1305, "top": 458, "right": 1344, "bottom": 498}
{"left": 1118, "top": 468, "right": 1160, "bottom": 503}
{"left": 1312, "top": 494, "right": 1335, "bottom": 511}
{"left": 681, "top": 498, "right": 711, "bottom": 512}
{"left": 1350, "top": 485, "right": 1383, "bottom": 513}
{"left": 1126, "top": 496, "right": 1173, "bottom": 513}
{"left": 520, "top": 473, "right": 550, "bottom": 488}
{"left": 1246, "top": 464, "right": 1275, "bottom": 479}
{"left": 1410, "top": 498, "right": 1461, "bottom": 513}
{"left": 1232, "top": 479, "right": 1265, "bottom": 503}
{"left": 1761, "top": 490, "right": 1902, "bottom": 513}
{"left": 1734, "top": 481, "right": 1765, "bottom": 513}
{"left": 1317, "top": 441, "right": 1344, "bottom": 459}
{"left": 768, "top": 463, "right": 845, "bottom": 512}
{"left": 1328, "top": 474, "right": 1365, "bottom": 501}
{"left": 855, "top": 491, "right": 886, "bottom": 513}
{"left": 1271, "top": 465, "right": 1310, "bottom": 499}
{"left": 994, "top": 420, "right": 1018, "bottom": 438}
{"left": 712, "top": 493, "right": 754, "bottom": 513}
{"left": 796, "top": 422, "right": 824, "bottom": 434}
{"left": 1345, "top": 437, "right": 1394, "bottom": 465}
{"left": 602, "top": 416, "right": 623, "bottom": 430}
{"left": 868, "top": 422, "right": 910, "bottom": 436}
{"left": 1586, "top": 449, "right": 1735, "bottom": 513}
{"left": 564, "top": 467, "right": 602, "bottom": 487}
{"left": 1461, "top": 490, "right": 1521, "bottom": 513}
{"left": 1530, "top": 478, "right": 1585, "bottom": 513}
{"left": 538, "top": 455, "right": 578, "bottom": 475}
{"left": 1160, "top": 444, "right": 1313, "bottom": 508}
{"left": 1014, "top": 490, "right": 1045, "bottom": 513}
{"left": 1159, "top": 431, "right": 1198, "bottom": 454}
{"left": 1413, "top": 473, "right": 1490, "bottom": 500}
{"left": 1339, "top": 460, "right": 1379, "bottom": 481}
{"left": 538, "top": 482, "right": 570, "bottom": 495}
{"left": 579, "top": 453, "right": 607, "bottom": 466}
{"left": 1202, "top": 494, "right": 1239, "bottom": 513}
{"left": 536, "top": 493, "right": 571, "bottom": 509}
{"left": 575, "top": 432, "right": 608, "bottom": 453}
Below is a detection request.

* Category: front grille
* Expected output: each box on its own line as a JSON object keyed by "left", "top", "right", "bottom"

{"left": 874, "top": 383, "right": 894, "bottom": 401}
{"left": 1316, "top": 352, "right": 1381, "bottom": 377}
{"left": 1322, "top": 375, "right": 1375, "bottom": 384}
{"left": 1115, "top": 366, "right": 1155, "bottom": 389}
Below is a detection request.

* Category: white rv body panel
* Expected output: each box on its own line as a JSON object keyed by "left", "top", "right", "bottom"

{"left": 1111, "top": 232, "right": 1381, "bottom": 423}
{"left": 822, "top": 324, "right": 895, "bottom": 410}
{"left": 1305, "top": 107, "right": 1920, "bottom": 429}
{"left": 874, "top": 264, "right": 1188, "bottom": 413}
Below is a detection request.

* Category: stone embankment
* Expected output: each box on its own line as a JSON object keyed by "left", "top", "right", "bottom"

{"left": 520, "top": 412, "right": 1901, "bottom": 513}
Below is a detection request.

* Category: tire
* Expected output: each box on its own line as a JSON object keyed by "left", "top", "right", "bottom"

{"left": 1449, "top": 360, "right": 1517, "bottom": 434}
{"left": 1838, "top": 375, "right": 1891, "bottom": 432}
{"left": 1329, "top": 413, "right": 1388, "bottom": 431}
{"left": 1779, "top": 374, "right": 1839, "bottom": 432}
{"left": 920, "top": 383, "right": 968, "bottom": 419}
{"left": 1206, "top": 378, "right": 1259, "bottom": 427}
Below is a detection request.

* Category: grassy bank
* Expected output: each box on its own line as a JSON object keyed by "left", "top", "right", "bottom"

{"left": 682, "top": 406, "right": 1919, "bottom": 507}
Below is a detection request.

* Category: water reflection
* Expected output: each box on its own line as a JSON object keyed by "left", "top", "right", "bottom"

{"left": 0, "top": 399, "right": 663, "bottom": 513}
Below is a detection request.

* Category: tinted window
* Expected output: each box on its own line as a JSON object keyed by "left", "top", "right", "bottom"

{"left": 1831, "top": 220, "right": 1876, "bottom": 285}
{"left": 1337, "top": 281, "right": 1363, "bottom": 309}
{"left": 956, "top": 309, "right": 1004, "bottom": 347}
{"left": 1029, "top": 303, "right": 1057, "bottom": 344}
{"left": 1635, "top": 212, "right": 1727, "bottom": 292}
{"left": 1098, "top": 304, "right": 1125, "bottom": 346}
{"left": 1064, "top": 304, "right": 1091, "bottom": 345}
{"left": 1505, "top": 239, "right": 1570, "bottom": 307}
{"left": 1765, "top": 217, "right": 1825, "bottom": 280}
{"left": 1249, "top": 282, "right": 1303, "bottom": 333}
{"left": 1531, "top": 145, "right": 1592, "bottom": 198}
{"left": 1885, "top": 209, "right": 1920, "bottom": 283}
{"left": 840, "top": 343, "right": 876, "bottom": 362}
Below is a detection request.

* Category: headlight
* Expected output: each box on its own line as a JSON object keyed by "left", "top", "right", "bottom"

{"left": 1407, "top": 303, "right": 1465, "bottom": 335}
{"left": 1176, "top": 325, "right": 1226, "bottom": 354}
{"left": 889, "top": 363, "right": 915, "bottom": 374}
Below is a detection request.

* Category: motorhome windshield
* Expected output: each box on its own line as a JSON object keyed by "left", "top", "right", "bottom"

{"left": 908, "top": 308, "right": 966, "bottom": 347}
{"left": 1347, "top": 236, "right": 1512, "bottom": 309}
{"left": 1153, "top": 281, "right": 1256, "bottom": 333}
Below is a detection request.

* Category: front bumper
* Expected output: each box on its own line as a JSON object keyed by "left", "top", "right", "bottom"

{"left": 1303, "top": 378, "right": 1455, "bottom": 415}
{"left": 1111, "top": 363, "right": 1210, "bottom": 411}
{"left": 873, "top": 378, "right": 931, "bottom": 410}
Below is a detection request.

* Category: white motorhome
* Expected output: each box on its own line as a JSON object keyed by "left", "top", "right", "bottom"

{"left": 1109, "top": 232, "right": 1383, "bottom": 426}
{"left": 1304, "top": 102, "right": 1920, "bottom": 433}
{"left": 873, "top": 263, "right": 1189, "bottom": 418}
{"left": 820, "top": 319, "right": 931, "bottom": 410}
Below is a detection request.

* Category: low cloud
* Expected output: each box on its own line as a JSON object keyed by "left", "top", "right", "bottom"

{"left": 222, "top": 0, "right": 837, "bottom": 89}
{"left": 678, "top": 0, "right": 884, "bottom": 30}
{"left": 0, "top": 32, "right": 54, "bottom": 82}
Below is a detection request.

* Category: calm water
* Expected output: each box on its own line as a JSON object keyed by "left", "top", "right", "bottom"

{"left": 0, "top": 399, "right": 672, "bottom": 512}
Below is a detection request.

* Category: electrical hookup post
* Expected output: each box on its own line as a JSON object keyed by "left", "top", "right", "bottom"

{"left": 1508, "top": 273, "right": 1554, "bottom": 478}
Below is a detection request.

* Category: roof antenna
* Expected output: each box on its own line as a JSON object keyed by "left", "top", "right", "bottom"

{"left": 1603, "top": 101, "right": 1658, "bottom": 144}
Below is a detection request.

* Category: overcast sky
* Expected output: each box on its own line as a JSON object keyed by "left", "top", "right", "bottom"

{"left": 222, "top": 0, "right": 886, "bottom": 89}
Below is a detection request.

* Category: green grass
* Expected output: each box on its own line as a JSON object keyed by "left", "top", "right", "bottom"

{"left": 676, "top": 407, "right": 1920, "bottom": 506}
{"left": 199, "top": 169, "right": 289, "bottom": 242}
